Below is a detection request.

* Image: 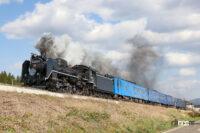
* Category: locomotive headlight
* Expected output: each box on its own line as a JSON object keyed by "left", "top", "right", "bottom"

{"left": 29, "top": 68, "right": 36, "bottom": 76}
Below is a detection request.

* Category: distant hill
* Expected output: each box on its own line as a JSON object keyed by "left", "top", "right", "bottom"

{"left": 191, "top": 98, "right": 200, "bottom": 106}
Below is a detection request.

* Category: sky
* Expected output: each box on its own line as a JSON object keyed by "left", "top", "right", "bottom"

{"left": 0, "top": 0, "right": 200, "bottom": 100}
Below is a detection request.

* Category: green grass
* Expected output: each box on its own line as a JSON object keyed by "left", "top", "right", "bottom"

{"left": 133, "top": 118, "right": 172, "bottom": 133}
{"left": 111, "top": 118, "right": 173, "bottom": 133}
{"left": 66, "top": 107, "right": 110, "bottom": 122}
{"left": 1, "top": 109, "right": 200, "bottom": 133}
{"left": 1, "top": 91, "right": 200, "bottom": 133}
{"left": 168, "top": 110, "right": 200, "bottom": 122}
{"left": 0, "top": 114, "right": 31, "bottom": 132}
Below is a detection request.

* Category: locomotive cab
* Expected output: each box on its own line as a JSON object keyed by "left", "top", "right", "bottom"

{"left": 72, "top": 65, "right": 97, "bottom": 86}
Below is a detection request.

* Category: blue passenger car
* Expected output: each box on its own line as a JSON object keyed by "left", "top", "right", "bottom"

{"left": 158, "top": 92, "right": 167, "bottom": 105}
{"left": 113, "top": 77, "right": 149, "bottom": 101}
{"left": 166, "top": 95, "right": 174, "bottom": 106}
{"left": 148, "top": 89, "right": 160, "bottom": 103}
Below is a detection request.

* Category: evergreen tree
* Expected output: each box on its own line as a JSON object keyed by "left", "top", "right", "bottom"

{"left": 0, "top": 71, "right": 21, "bottom": 85}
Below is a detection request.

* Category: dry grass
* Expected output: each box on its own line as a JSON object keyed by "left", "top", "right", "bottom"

{"left": 0, "top": 91, "right": 199, "bottom": 133}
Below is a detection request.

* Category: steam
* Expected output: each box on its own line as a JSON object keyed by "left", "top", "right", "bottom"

{"left": 35, "top": 34, "right": 161, "bottom": 88}
{"left": 127, "top": 35, "right": 160, "bottom": 89}
{"left": 81, "top": 52, "right": 119, "bottom": 75}
{"left": 35, "top": 33, "right": 69, "bottom": 59}
{"left": 35, "top": 33, "right": 118, "bottom": 75}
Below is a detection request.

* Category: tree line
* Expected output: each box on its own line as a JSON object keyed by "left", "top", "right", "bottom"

{"left": 0, "top": 71, "right": 21, "bottom": 85}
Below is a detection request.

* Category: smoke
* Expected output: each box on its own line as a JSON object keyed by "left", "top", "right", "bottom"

{"left": 127, "top": 35, "right": 161, "bottom": 89}
{"left": 35, "top": 33, "right": 70, "bottom": 59}
{"left": 35, "top": 33, "right": 118, "bottom": 75}
{"left": 81, "top": 52, "right": 119, "bottom": 75}
{"left": 35, "top": 34, "right": 161, "bottom": 88}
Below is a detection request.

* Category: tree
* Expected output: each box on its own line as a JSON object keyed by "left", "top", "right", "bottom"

{"left": 0, "top": 71, "right": 21, "bottom": 85}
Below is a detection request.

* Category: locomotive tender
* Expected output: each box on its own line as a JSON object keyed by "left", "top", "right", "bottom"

{"left": 21, "top": 53, "right": 186, "bottom": 109}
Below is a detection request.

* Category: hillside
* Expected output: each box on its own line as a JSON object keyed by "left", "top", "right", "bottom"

{"left": 0, "top": 85, "right": 199, "bottom": 133}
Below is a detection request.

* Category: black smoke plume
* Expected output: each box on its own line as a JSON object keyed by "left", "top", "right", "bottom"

{"left": 35, "top": 33, "right": 69, "bottom": 59}
{"left": 127, "top": 35, "right": 161, "bottom": 89}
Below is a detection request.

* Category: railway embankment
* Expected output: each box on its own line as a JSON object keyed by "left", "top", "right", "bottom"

{"left": 0, "top": 84, "right": 200, "bottom": 133}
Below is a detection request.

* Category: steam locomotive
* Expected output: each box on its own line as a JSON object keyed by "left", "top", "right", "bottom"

{"left": 21, "top": 53, "right": 186, "bottom": 109}
{"left": 21, "top": 53, "right": 113, "bottom": 95}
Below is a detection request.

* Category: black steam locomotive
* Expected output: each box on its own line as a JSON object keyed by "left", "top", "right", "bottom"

{"left": 21, "top": 53, "right": 113, "bottom": 95}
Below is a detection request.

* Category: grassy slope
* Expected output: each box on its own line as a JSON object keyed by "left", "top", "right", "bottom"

{"left": 0, "top": 91, "right": 199, "bottom": 133}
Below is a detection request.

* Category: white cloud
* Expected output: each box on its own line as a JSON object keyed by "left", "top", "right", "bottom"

{"left": 0, "top": 0, "right": 147, "bottom": 52}
{"left": 0, "top": 0, "right": 147, "bottom": 44}
{"left": 144, "top": 30, "right": 200, "bottom": 45}
{"left": 99, "top": 0, "right": 200, "bottom": 32}
{"left": 165, "top": 52, "right": 200, "bottom": 66}
{"left": 179, "top": 68, "right": 196, "bottom": 76}
{"left": 84, "top": 18, "right": 146, "bottom": 44}
{"left": 0, "top": 1, "right": 95, "bottom": 39}
{"left": 0, "top": 0, "right": 23, "bottom": 5}
{"left": 1, "top": 0, "right": 200, "bottom": 48}
{"left": 157, "top": 78, "right": 200, "bottom": 99}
